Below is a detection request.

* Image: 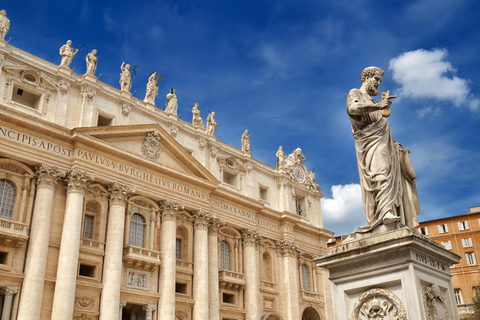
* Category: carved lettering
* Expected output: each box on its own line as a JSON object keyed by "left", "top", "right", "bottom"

{"left": 415, "top": 253, "right": 448, "bottom": 272}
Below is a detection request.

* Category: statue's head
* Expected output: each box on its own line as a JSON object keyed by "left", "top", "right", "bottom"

{"left": 431, "top": 284, "right": 441, "bottom": 298}
{"left": 194, "top": 102, "right": 199, "bottom": 108}
{"left": 279, "top": 146, "right": 283, "bottom": 150}
{"left": 361, "top": 66, "right": 384, "bottom": 96}
{"left": 67, "top": 40, "right": 72, "bottom": 45}
{"left": 0, "top": 10, "right": 6, "bottom": 16}
{"left": 125, "top": 64, "right": 131, "bottom": 70}
{"left": 92, "top": 49, "right": 97, "bottom": 54}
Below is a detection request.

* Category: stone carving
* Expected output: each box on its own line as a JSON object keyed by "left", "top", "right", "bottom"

{"left": 121, "top": 103, "right": 131, "bottom": 116}
{"left": 140, "top": 131, "right": 162, "bottom": 161}
{"left": 192, "top": 209, "right": 211, "bottom": 230}
{"left": 208, "top": 218, "right": 225, "bottom": 236}
{"left": 57, "top": 80, "right": 70, "bottom": 95}
{"left": 165, "top": 88, "right": 178, "bottom": 115}
{"left": 127, "top": 271, "right": 148, "bottom": 289}
{"left": 275, "top": 239, "right": 297, "bottom": 257}
{"left": 81, "top": 87, "right": 96, "bottom": 103}
{"left": 210, "top": 146, "right": 218, "bottom": 159}
{"left": 276, "top": 146, "right": 286, "bottom": 169}
{"left": 59, "top": 40, "right": 79, "bottom": 68}
{"left": 2, "top": 286, "right": 18, "bottom": 295}
{"left": 21, "top": 68, "right": 41, "bottom": 87}
{"left": 85, "top": 49, "right": 98, "bottom": 75}
{"left": 351, "top": 288, "right": 407, "bottom": 320}
{"left": 284, "top": 148, "right": 321, "bottom": 192}
{"left": 198, "top": 138, "right": 206, "bottom": 151}
{"left": 73, "top": 314, "right": 92, "bottom": 320}
{"left": 119, "top": 62, "right": 132, "bottom": 92}
{"left": 175, "top": 310, "right": 189, "bottom": 320}
{"left": 74, "top": 296, "right": 98, "bottom": 309}
{"left": 170, "top": 125, "right": 179, "bottom": 138}
{"left": 35, "top": 163, "right": 65, "bottom": 188}
{"left": 143, "top": 304, "right": 156, "bottom": 320}
{"left": 192, "top": 103, "right": 204, "bottom": 129}
{"left": 241, "top": 129, "right": 250, "bottom": 152}
{"left": 108, "top": 182, "right": 134, "bottom": 206}
{"left": 423, "top": 284, "right": 450, "bottom": 320}
{"left": 242, "top": 228, "right": 261, "bottom": 246}
{"left": 144, "top": 73, "right": 159, "bottom": 103}
{"left": 206, "top": 112, "right": 217, "bottom": 136}
{"left": 0, "top": 10, "right": 10, "bottom": 41}
{"left": 160, "top": 199, "right": 185, "bottom": 221}
{"left": 305, "top": 169, "right": 321, "bottom": 192}
{"left": 0, "top": 164, "right": 21, "bottom": 173}
{"left": 346, "top": 66, "right": 420, "bottom": 233}
{"left": 65, "top": 169, "right": 94, "bottom": 194}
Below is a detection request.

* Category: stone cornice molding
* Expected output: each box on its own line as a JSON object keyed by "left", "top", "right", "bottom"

{"left": 192, "top": 209, "right": 211, "bottom": 230}
{"left": 35, "top": 163, "right": 65, "bottom": 189}
{"left": 242, "top": 228, "right": 261, "bottom": 247}
{"left": 108, "top": 182, "right": 135, "bottom": 206}
{"left": 2, "top": 286, "right": 18, "bottom": 295}
{"left": 160, "top": 199, "right": 185, "bottom": 221}
{"left": 208, "top": 218, "right": 225, "bottom": 236}
{"left": 65, "top": 168, "right": 95, "bottom": 195}
{"left": 275, "top": 239, "right": 298, "bottom": 257}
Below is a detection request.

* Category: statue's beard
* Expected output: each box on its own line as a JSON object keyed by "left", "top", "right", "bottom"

{"left": 365, "top": 81, "right": 379, "bottom": 96}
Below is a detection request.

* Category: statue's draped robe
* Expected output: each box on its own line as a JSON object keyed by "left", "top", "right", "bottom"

{"left": 347, "top": 89, "right": 420, "bottom": 233}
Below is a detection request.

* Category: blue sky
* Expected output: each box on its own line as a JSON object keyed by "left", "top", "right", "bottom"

{"left": 4, "top": 0, "right": 480, "bottom": 235}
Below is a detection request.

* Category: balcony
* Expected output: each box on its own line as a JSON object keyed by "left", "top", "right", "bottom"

{"left": 301, "top": 290, "right": 320, "bottom": 301}
{"left": 123, "top": 246, "right": 161, "bottom": 272}
{"left": 80, "top": 238, "right": 105, "bottom": 254}
{"left": 260, "top": 280, "right": 277, "bottom": 294}
{"left": 0, "top": 218, "right": 28, "bottom": 248}
{"left": 176, "top": 259, "right": 193, "bottom": 274}
{"left": 219, "top": 270, "right": 246, "bottom": 291}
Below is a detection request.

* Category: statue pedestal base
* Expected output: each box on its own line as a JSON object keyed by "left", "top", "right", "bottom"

{"left": 144, "top": 101, "right": 156, "bottom": 111}
{"left": 57, "top": 66, "right": 72, "bottom": 76}
{"left": 82, "top": 73, "right": 97, "bottom": 83}
{"left": 316, "top": 224, "right": 460, "bottom": 320}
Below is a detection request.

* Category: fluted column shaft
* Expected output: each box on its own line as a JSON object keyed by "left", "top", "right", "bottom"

{"left": 99, "top": 183, "right": 134, "bottom": 320}
{"left": 192, "top": 210, "right": 210, "bottom": 320}
{"left": 17, "top": 164, "right": 64, "bottom": 320}
{"left": 208, "top": 219, "right": 224, "bottom": 320}
{"left": 242, "top": 229, "right": 261, "bottom": 320}
{"left": 158, "top": 200, "right": 184, "bottom": 320}
{"left": 1, "top": 287, "right": 18, "bottom": 320}
{"left": 276, "top": 240, "right": 300, "bottom": 320}
{"left": 51, "top": 169, "right": 94, "bottom": 320}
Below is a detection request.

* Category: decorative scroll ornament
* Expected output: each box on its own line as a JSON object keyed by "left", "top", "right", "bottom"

{"left": 122, "top": 103, "right": 132, "bottom": 116}
{"left": 170, "top": 125, "right": 179, "bottom": 138}
{"left": 351, "top": 288, "right": 407, "bottom": 320}
{"left": 423, "top": 284, "right": 450, "bottom": 320}
{"left": 35, "top": 163, "right": 65, "bottom": 188}
{"left": 81, "top": 87, "right": 96, "bottom": 103}
{"left": 141, "top": 131, "right": 162, "bottom": 161}
{"left": 57, "top": 80, "right": 70, "bottom": 95}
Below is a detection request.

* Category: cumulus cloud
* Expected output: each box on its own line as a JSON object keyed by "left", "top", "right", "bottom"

{"left": 321, "top": 184, "right": 365, "bottom": 235}
{"left": 389, "top": 48, "right": 478, "bottom": 112}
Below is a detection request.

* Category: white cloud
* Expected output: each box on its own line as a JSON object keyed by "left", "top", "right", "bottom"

{"left": 321, "top": 184, "right": 365, "bottom": 235}
{"left": 389, "top": 48, "right": 478, "bottom": 112}
{"left": 416, "top": 106, "right": 441, "bottom": 118}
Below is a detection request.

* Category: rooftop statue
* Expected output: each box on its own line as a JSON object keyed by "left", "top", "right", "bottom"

{"left": 192, "top": 103, "right": 204, "bottom": 129}
{"left": 206, "top": 112, "right": 218, "bottom": 136}
{"left": 119, "top": 62, "right": 132, "bottom": 92}
{"left": 241, "top": 129, "right": 250, "bottom": 152}
{"left": 276, "top": 146, "right": 287, "bottom": 169}
{"left": 59, "top": 40, "right": 78, "bottom": 68}
{"left": 165, "top": 88, "right": 178, "bottom": 115}
{"left": 346, "top": 66, "right": 420, "bottom": 233}
{"left": 85, "top": 49, "right": 97, "bottom": 75}
{"left": 0, "top": 10, "right": 10, "bottom": 41}
{"left": 144, "top": 72, "right": 159, "bottom": 103}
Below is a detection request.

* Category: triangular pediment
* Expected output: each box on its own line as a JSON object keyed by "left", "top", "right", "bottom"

{"left": 72, "top": 124, "right": 219, "bottom": 186}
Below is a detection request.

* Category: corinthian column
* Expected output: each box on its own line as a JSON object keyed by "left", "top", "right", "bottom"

{"left": 18, "top": 164, "right": 65, "bottom": 320}
{"left": 1, "top": 286, "right": 18, "bottom": 320}
{"left": 99, "top": 183, "right": 135, "bottom": 320}
{"left": 51, "top": 169, "right": 94, "bottom": 320}
{"left": 208, "top": 218, "right": 224, "bottom": 320}
{"left": 276, "top": 240, "right": 299, "bottom": 320}
{"left": 192, "top": 209, "right": 210, "bottom": 320}
{"left": 157, "top": 200, "right": 184, "bottom": 320}
{"left": 143, "top": 304, "right": 157, "bottom": 320}
{"left": 242, "top": 228, "right": 261, "bottom": 320}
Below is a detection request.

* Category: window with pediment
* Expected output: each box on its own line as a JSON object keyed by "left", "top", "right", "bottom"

{"left": 218, "top": 227, "right": 243, "bottom": 273}
{"left": 0, "top": 180, "right": 16, "bottom": 220}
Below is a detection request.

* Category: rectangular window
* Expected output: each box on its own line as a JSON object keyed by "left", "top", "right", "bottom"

{"left": 222, "top": 293, "right": 235, "bottom": 304}
{"left": 223, "top": 171, "right": 237, "bottom": 187}
{"left": 12, "top": 85, "right": 42, "bottom": 110}
{"left": 454, "top": 289, "right": 462, "bottom": 304}
{"left": 97, "top": 114, "right": 113, "bottom": 126}
{"left": 458, "top": 221, "right": 469, "bottom": 231}
{"left": 438, "top": 224, "right": 448, "bottom": 234}
{"left": 466, "top": 252, "right": 476, "bottom": 265}
{"left": 175, "top": 282, "right": 187, "bottom": 294}
{"left": 462, "top": 238, "right": 473, "bottom": 248}
{"left": 419, "top": 227, "right": 428, "bottom": 236}
{"left": 259, "top": 186, "right": 268, "bottom": 201}
{"left": 295, "top": 196, "right": 306, "bottom": 217}
{"left": 79, "top": 264, "right": 96, "bottom": 278}
{"left": 441, "top": 241, "right": 452, "bottom": 250}
{"left": 176, "top": 239, "right": 182, "bottom": 259}
{"left": 82, "top": 215, "right": 94, "bottom": 239}
{"left": 0, "top": 251, "right": 8, "bottom": 265}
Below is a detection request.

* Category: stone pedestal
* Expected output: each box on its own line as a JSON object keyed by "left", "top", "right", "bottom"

{"left": 316, "top": 224, "right": 461, "bottom": 320}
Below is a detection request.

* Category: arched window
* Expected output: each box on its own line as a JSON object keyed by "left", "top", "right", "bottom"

{"left": 220, "top": 241, "right": 231, "bottom": 270}
{"left": 301, "top": 264, "right": 310, "bottom": 292}
{"left": 262, "top": 252, "right": 273, "bottom": 282}
{"left": 130, "top": 213, "right": 146, "bottom": 247}
{"left": 0, "top": 179, "right": 16, "bottom": 220}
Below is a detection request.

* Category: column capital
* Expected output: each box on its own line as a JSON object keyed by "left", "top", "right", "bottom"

{"left": 108, "top": 182, "right": 135, "bottom": 206}
{"left": 242, "top": 228, "right": 261, "bottom": 247}
{"left": 65, "top": 168, "right": 95, "bottom": 195}
{"left": 160, "top": 199, "right": 185, "bottom": 221}
{"left": 2, "top": 286, "right": 18, "bottom": 295}
{"left": 119, "top": 300, "right": 127, "bottom": 308}
{"left": 192, "top": 209, "right": 211, "bottom": 230}
{"left": 142, "top": 304, "right": 156, "bottom": 312}
{"left": 208, "top": 217, "right": 225, "bottom": 236}
{"left": 35, "top": 163, "right": 65, "bottom": 189}
{"left": 275, "top": 239, "right": 298, "bottom": 257}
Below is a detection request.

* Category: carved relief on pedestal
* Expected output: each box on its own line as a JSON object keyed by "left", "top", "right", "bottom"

{"left": 351, "top": 288, "right": 407, "bottom": 320}
{"left": 140, "top": 131, "right": 162, "bottom": 161}
{"left": 175, "top": 310, "right": 189, "bottom": 320}
{"left": 423, "top": 284, "right": 450, "bottom": 320}
{"left": 74, "top": 296, "right": 99, "bottom": 310}
{"left": 81, "top": 87, "right": 96, "bottom": 104}
{"left": 127, "top": 271, "right": 149, "bottom": 289}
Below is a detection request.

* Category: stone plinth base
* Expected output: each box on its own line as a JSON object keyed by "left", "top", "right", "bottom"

{"left": 316, "top": 224, "right": 461, "bottom": 320}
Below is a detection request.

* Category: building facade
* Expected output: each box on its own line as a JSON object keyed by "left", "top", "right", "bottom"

{"left": 0, "top": 22, "right": 333, "bottom": 320}
{"left": 415, "top": 206, "right": 480, "bottom": 319}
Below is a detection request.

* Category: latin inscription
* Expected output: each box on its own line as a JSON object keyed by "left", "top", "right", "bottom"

{"left": 415, "top": 253, "right": 448, "bottom": 272}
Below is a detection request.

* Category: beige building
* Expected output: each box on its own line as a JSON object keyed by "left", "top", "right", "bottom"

{"left": 0, "top": 24, "right": 333, "bottom": 320}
